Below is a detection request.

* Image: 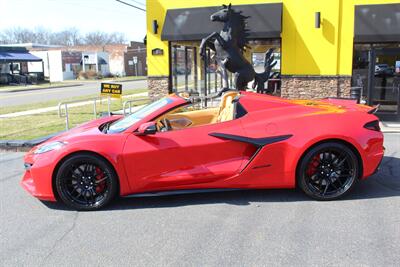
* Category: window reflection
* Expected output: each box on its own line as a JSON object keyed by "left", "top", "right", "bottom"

{"left": 171, "top": 39, "right": 281, "bottom": 96}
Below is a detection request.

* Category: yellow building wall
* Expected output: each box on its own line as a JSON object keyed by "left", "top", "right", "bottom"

{"left": 146, "top": 0, "right": 398, "bottom": 77}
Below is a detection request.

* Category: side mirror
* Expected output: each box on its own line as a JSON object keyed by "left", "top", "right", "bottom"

{"left": 136, "top": 121, "right": 157, "bottom": 135}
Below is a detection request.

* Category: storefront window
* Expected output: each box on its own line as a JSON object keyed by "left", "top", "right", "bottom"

{"left": 170, "top": 39, "right": 281, "bottom": 96}
{"left": 171, "top": 44, "right": 196, "bottom": 93}
{"left": 352, "top": 44, "right": 371, "bottom": 103}
{"left": 249, "top": 39, "right": 281, "bottom": 94}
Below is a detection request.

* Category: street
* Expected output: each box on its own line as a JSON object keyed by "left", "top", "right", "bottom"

{"left": 0, "top": 80, "right": 147, "bottom": 107}
{"left": 0, "top": 133, "right": 399, "bottom": 266}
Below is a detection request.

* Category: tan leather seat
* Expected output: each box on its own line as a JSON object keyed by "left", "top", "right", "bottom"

{"left": 215, "top": 91, "right": 239, "bottom": 122}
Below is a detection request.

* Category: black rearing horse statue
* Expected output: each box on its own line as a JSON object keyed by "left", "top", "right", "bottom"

{"left": 200, "top": 3, "right": 276, "bottom": 92}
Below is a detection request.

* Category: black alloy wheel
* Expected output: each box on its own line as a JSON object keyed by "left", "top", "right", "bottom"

{"left": 55, "top": 154, "right": 118, "bottom": 210}
{"left": 298, "top": 142, "right": 360, "bottom": 200}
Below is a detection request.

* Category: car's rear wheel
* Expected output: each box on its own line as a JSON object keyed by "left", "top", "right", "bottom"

{"left": 297, "top": 142, "right": 360, "bottom": 200}
{"left": 55, "top": 153, "right": 118, "bottom": 211}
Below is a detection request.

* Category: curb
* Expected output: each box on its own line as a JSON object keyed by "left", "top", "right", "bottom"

{"left": 0, "top": 132, "right": 62, "bottom": 152}
{"left": 72, "top": 78, "right": 147, "bottom": 83}
{"left": 110, "top": 78, "right": 147, "bottom": 83}
{"left": 0, "top": 83, "right": 83, "bottom": 93}
{"left": 381, "top": 130, "right": 400, "bottom": 133}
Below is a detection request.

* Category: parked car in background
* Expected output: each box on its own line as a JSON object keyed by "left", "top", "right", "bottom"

{"left": 375, "top": 64, "right": 394, "bottom": 76}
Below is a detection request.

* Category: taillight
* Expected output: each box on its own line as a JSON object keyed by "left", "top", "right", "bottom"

{"left": 364, "top": 120, "right": 381, "bottom": 131}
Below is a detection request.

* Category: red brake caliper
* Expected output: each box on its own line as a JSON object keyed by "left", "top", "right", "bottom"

{"left": 306, "top": 155, "right": 320, "bottom": 177}
{"left": 95, "top": 167, "right": 106, "bottom": 193}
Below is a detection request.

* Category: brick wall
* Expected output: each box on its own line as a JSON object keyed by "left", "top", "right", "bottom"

{"left": 124, "top": 41, "right": 147, "bottom": 76}
{"left": 148, "top": 76, "right": 170, "bottom": 100}
{"left": 280, "top": 75, "right": 351, "bottom": 99}
{"left": 148, "top": 75, "right": 352, "bottom": 100}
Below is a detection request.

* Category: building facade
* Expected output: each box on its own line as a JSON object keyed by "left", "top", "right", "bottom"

{"left": 52, "top": 44, "right": 127, "bottom": 77}
{"left": 124, "top": 41, "right": 147, "bottom": 76}
{"left": 29, "top": 44, "right": 131, "bottom": 81}
{"left": 146, "top": 0, "right": 400, "bottom": 121}
{"left": 0, "top": 46, "right": 44, "bottom": 85}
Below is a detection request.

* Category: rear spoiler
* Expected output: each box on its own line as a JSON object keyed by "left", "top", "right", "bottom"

{"left": 367, "top": 104, "right": 380, "bottom": 114}
{"left": 321, "top": 97, "right": 380, "bottom": 114}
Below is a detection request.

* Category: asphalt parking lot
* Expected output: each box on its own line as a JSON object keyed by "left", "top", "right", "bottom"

{"left": 1, "top": 133, "right": 399, "bottom": 266}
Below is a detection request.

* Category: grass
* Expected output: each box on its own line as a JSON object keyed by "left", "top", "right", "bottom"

{"left": 0, "top": 88, "right": 148, "bottom": 115}
{"left": 0, "top": 95, "right": 150, "bottom": 140}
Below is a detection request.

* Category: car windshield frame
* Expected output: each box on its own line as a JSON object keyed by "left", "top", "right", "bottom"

{"left": 107, "top": 97, "right": 175, "bottom": 133}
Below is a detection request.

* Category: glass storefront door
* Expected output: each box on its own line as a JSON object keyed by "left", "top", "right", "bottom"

{"left": 352, "top": 44, "right": 400, "bottom": 121}
{"left": 371, "top": 48, "right": 400, "bottom": 121}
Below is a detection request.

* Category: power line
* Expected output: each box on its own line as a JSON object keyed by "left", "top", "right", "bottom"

{"left": 127, "top": 0, "right": 145, "bottom": 7}
{"left": 115, "top": 0, "right": 145, "bottom": 11}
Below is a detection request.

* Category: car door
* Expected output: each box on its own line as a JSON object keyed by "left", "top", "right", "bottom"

{"left": 122, "top": 118, "right": 250, "bottom": 193}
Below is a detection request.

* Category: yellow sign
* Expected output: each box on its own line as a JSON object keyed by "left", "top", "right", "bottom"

{"left": 101, "top": 83, "right": 122, "bottom": 98}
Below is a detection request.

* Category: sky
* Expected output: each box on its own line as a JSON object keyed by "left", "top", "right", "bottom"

{"left": 0, "top": 0, "right": 147, "bottom": 42}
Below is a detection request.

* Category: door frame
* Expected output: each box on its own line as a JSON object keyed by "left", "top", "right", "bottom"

{"left": 367, "top": 47, "right": 400, "bottom": 121}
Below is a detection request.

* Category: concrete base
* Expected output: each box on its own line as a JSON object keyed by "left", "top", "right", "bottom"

{"left": 281, "top": 75, "right": 351, "bottom": 99}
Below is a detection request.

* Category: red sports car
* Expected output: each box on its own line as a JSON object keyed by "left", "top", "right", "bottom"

{"left": 21, "top": 91, "right": 384, "bottom": 210}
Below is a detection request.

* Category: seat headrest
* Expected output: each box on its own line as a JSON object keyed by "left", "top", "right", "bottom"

{"left": 219, "top": 91, "right": 239, "bottom": 109}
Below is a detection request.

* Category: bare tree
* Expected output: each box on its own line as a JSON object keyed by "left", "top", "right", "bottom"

{"left": 0, "top": 32, "right": 9, "bottom": 44}
{"left": 84, "top": 31, "right": 110, "bottom": 45}
{"left": 33, "top": 26, "right": 52, "bottom": 44}
{"left": 6, "top": 27, "right": 35, "bottom": 43}
{"left": 0, "top": 27, "right": 127, "bottom": 46}
{"left": 108, "top": 32, "right": 127, "bottom": 44}
{"left": 51, "top": 28, "right": 82, "bottom": 46}
{"left": 68, "top": 27, "right": 82, "bottom": 46}
{"left": 83, "top": 31, "right": 126, "bottom": 45}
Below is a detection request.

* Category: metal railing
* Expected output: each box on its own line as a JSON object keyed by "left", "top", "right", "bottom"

{"left": 58, "top": 96, "right": 150, "bottom": 130}
{"left": 122, "top": 98, "right": 150, "bottom": 116}
{"left": 58, "top": 93, "right": 222, "bottom": 131}
{"left": 122, "top": 95, "right": 220, "bottom": 117}
{"left": 58, "top": 97, "right": 105, "bottom": 130}
{"left": 190, "top": 94, "right": 221, "bottom": 109}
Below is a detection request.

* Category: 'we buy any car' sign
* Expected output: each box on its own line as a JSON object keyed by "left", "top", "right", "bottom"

{"left": 101, "top": 83, "right": 122, "bottom": 99}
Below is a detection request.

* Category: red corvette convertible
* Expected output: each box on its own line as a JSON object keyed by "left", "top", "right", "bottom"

{"left": 21, "top": 91, "right": 384, "bottom": 210}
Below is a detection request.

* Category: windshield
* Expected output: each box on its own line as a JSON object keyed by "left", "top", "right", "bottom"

{"left": 107, "top": 97, "right": 174, "bottom": 133}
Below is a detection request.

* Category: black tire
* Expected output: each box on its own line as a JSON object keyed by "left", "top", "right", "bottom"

{"left": 297, "top": 142, "right": 360, "bottom": 200}
{"left": 55, "top": 153, "right": 118, "bottom": 211}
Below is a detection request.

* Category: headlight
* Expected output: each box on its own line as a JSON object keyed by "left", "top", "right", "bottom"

{"left": 33, "top": 141, "right": 67, "bottom": 154}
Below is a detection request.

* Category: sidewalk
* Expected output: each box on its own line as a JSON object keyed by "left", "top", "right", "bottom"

{"left": 0, "top": 92, "right": 148, "bottom": 118}
{"left": 0, "top": 83, "right": 83, "bottom": 93}
{"left": 380, "top": 121, "right": 400, "bottom": 133}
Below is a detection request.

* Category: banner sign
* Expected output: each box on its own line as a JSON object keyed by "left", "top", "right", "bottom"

{"left": 101, "top": 83, "right": 122, "bottom": 98}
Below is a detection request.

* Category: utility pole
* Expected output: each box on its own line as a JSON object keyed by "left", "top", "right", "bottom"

{"left": 46, "top": 52, "right": 51, "bottom": 85}
{"left": 133, "top": 56, "right": 138, "bottom": 76}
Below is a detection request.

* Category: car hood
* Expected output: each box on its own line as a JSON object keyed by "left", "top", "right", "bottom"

{"left": 43, "top": 115, "right": 123, "bottom": 144}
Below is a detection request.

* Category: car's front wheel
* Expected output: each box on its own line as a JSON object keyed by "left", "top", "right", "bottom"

{"left": 297, "top": 142, "right": 361, "bottom": 200}
{"left": 55, "top": 153, "right": 118, "bottom": 211}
